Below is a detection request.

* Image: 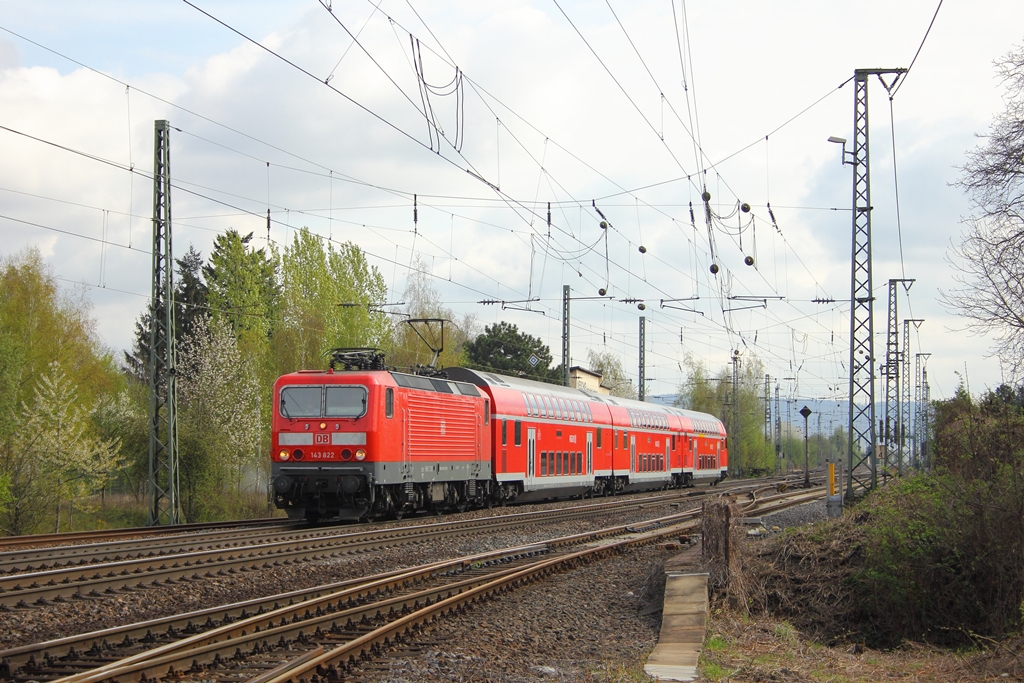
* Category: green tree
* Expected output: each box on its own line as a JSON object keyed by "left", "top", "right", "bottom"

{"left": 389, "top": 255, "right": 474, "bottom": 371}
{"left": 275, "top": 228, "right": 389, "bottom": 371}
{"left": 124, "top": 245, "right": 209, "bottom": 382}
{"left": 203, "top": 230, "right": 280, "bottom": 352}
{"left": 586, "top": 349, "right": 636, "bottom": 399}
{"left": 9, "top": 362, "right": 119, "bottom": 533}
{"left": 179, "top": 315, "right": 261, "bottom": 502}
{"left": 464, "top": 321, "right": 560, "bottom": 382}
{"left": 675, "top": 353, "right": 774, "bottom": 475}
{"left": 0, "top": 250, "right": 123, "bottom": 534}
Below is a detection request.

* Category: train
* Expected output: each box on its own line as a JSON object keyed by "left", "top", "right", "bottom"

{"left": 270, "top": 351, "right": 728, "bottom": 522}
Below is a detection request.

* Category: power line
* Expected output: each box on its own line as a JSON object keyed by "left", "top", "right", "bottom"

{"left": 890, "top": 0, "right": 944, "bottom": 98}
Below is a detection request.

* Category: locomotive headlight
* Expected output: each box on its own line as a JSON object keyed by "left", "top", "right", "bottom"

{"left": 320, "top": 422, "right": 326, "bottom": 429}
{"left": 279, "top": 450, "right": 290, "bottom": 460}
{"left": 355, "top": 449, "right": 367, "bottom": 461}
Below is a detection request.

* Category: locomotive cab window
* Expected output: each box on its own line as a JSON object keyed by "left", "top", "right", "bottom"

{"left": 325, "top": 386, "right": 368, "bottom": 418}
{"left": 280, "top": 386, "right": 322, "bottom": 418}
{"left": 385, "top": 388, "right": 394, "bottom": 418}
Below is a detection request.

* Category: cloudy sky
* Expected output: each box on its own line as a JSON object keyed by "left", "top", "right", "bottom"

{"left": 1, "top": 0, "right": 1022, "bottom": 428}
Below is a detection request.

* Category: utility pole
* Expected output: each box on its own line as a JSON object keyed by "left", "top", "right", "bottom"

{"left": 147, "top": 120, "right": 181, "bottom": 526}
{"left": 922, "top": 365, "right": 932, "bottom": 469}
{"left": 883, "top": 279, "right": 914, "bottom": 479}
{"left": 774, "top": 384, "right": 781, "bottom": 471}
{"left": 638, "top": 316, "right": 646, "bottom": 401}
{"left": 831, "top": 67, "right": 906, "bottom": 498}
{"left": 764, "top": 374, "right": 772, "bottom": 445}
{"left": 562, "top": 285, "right": 570, "bottom": 387}
{"left": 915, "top": 353, "right": 931, "bottom": 469}
{"left": 902, "top": 319, "right": 923, "bottom": 470}
{"left": 800, "top": 405, "right": 812, "bottom": 488}
{"left": 731, "top": 350, "right": 740, "bottom": 470}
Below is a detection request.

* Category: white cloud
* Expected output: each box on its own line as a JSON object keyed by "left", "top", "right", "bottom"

{"left": 0, "top": 0, "right": 1021, "bottom": 402}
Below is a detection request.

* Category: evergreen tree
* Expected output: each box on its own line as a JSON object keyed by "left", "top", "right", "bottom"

{"left": 464, "top": 321, "right": 560, "bottom": 383}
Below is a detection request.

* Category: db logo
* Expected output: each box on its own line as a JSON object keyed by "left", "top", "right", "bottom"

{"left": 440, "top": 421, "right": 446, "bottom": 436}
{"left": 314, "top": 433, "right": 330, "bottom": 445}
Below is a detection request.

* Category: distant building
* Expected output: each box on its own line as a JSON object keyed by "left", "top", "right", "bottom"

{"left": 569, "top": 366, "right": 610, "bottom": 395}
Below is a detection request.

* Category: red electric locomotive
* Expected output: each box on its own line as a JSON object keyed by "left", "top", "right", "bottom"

{"left": 270, "top": 351, "right": 728, "bottom": 522}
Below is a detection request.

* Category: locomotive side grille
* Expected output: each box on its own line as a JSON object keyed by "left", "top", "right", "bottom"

{"left": 406, "top": 392, "right": 478, "bottom": 459}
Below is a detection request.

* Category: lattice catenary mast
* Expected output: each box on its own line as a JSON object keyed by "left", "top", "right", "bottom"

{"left": 148, "top": 120, "right": 181, "bottom": 525}
{"left": 836, "top": 68, "right": 906, "bottom": 497}
{"left": 638, "top": 316, "right": 646, "bottom": 401}
{"left": 883, "top": 279, "right": 913, "bottom": 479}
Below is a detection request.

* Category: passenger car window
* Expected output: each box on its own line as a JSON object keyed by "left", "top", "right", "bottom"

{"left": 280, "top": 386, "right": 321, "bottom": 418}
{"left": 324, "top": 386, "right": 368, "bottom": 417}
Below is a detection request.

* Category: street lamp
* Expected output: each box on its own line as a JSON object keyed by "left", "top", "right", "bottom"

{"left": 800, "top": 405, "right": 813, "bottom": 488}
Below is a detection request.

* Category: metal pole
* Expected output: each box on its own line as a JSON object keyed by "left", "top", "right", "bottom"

{"left": 800, "top": 405, "right": 812, "bottom": 488}
{"left": 638, "top": 316, "right": 646, "bottom": 401}
{"left": 842, "top": 68, "right": 905, "bottom": 498}
{"left": 562, "top": 285, "right": 570, "bottom": 387}
{"left": 147, "top": 120, "right": 180, "bottom": 526}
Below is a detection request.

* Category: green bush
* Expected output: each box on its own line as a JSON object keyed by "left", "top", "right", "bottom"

{"left": 850, "top": 382, "right": 1024, "bottom": 645}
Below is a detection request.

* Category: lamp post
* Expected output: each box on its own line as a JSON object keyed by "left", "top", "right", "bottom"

{"left": 800, "top": 405, "right": 812, "bottom": 488}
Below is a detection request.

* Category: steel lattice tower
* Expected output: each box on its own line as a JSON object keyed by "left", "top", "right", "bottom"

{"left": 883, "top": 279, "right": 913, "bottom": 479}
{"left": 731, "top": 351, "right": 740, "bottom": 472}
{"left": 638, "top": 316, "right": 646, "bottom": 401}
{"left": 147, "top": 120, "right": 181, "bottom": 525}
{"left": 902, "top": 319, "right": 923, "bottom": 469}
{"left": 562, "top": 285, "right": 570, "bottom": 386}
{"left": 764, "top": 374, "right": 771, "bottom": 444}
{"left": 921, "top": 367, "right": 932, "bottom": 469}
{"left": 914, "top": 352, "right": 931, "bottom": 469}
{"left": 774, "top": 384, "right": 781, "bottom": 470}
{"left": 843, "top": 68, "right": 905, "bottom": 497}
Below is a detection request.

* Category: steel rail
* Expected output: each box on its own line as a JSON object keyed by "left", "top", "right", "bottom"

{"left": 0, "top": 475, "right": 792, "bottom": 575}
{"left": 0, "top": 481, "right": 792, "bottom": 608}
{"left": 41, "top": 486, "right": 825, "bottom": 683}
{"left": 0, "top": 518, "right": 292, "bottom": 552}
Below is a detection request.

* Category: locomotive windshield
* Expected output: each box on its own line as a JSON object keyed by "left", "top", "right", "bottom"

{"left": 325, "top": 386, "right": 368, "bottom": 417}
{"left": 280, "top": 386, "right": 322, "bottom": 418}
{"left": 279, "top": 385, "right": 368, "bottom": 418}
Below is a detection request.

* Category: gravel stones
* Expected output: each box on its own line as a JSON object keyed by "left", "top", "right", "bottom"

{"left": 356, "top": 545, "right": 669, "bottom": 683}
{"left": 0, "top": 495, "right": 685, "bottom": 654}
{"left": 758, "top": 499, "right": 829, "bottom": 531}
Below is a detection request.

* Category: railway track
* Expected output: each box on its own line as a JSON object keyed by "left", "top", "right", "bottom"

{"left": 0, "top": 485, "right": 824, "bottom": 683}
{"left": 0, "top": 475, "right": 799, "bottom": 577}
{"left": 0, "top": 476, "right": 808, "bottom": 609}
{"left": 0, "top": 518, "right": 292, "bottom": 552}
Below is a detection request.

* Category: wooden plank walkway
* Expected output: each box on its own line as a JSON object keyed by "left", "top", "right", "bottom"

{"left": 643, "top": 571, "right": 709, "bottom": 682}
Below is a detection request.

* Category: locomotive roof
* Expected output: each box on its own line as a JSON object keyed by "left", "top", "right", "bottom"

{"left": 444, "top": 367, "right": 724, "bottom": 432}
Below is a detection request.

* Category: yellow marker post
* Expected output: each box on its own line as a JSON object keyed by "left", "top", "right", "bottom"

{"left": 828, "top": 462, "right": 836, "bottom": 496}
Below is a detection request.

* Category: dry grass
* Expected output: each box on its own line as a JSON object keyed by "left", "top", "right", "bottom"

{"left": 699, "top": 609, "right": 1024, "bottom": 682}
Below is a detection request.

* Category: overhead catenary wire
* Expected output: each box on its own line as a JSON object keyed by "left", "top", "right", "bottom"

{"left": 0, "top": 15, "right": 855, "bottom": 396}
